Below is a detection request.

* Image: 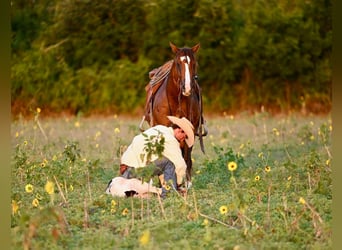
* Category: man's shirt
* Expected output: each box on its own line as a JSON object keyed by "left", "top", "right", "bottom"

{"left": 121, "top": 125, "right": 187, "bottom": 184}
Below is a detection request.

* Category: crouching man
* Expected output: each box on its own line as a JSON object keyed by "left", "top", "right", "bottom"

{"left": 111, "top": 116, "right": 194, "bottom": 199}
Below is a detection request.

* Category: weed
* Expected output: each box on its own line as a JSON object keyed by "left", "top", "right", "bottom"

{"left": 11, "top": 115, "right": 332, "bottom": 249}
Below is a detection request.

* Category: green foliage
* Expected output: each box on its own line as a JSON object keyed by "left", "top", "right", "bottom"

{"left": 11, "top": 0, "right": 331, "bottom": 116}
{"left": 11, "top": 116, "right": 332, "bottom": 249}
{"left": 142, "top": 129, "right": 165, "bottom": 163}
{"left": 195, "top": 146, "right": 245, "bottom": 188}
{"left": 63, "top": 141, "right": 81, "bottom": 163}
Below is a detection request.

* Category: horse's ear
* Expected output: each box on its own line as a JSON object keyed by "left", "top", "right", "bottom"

{"left": 192, "top": 43, "right": 200, "bottom": 53}
{"left": 170, "top": 42, "right": 179, "bottom": 54}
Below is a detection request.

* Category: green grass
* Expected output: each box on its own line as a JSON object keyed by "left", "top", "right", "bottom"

{"left": 11, "top": 111, "right": 332, "bottom": 249}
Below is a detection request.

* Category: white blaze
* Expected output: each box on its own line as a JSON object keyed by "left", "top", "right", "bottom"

{"left": 180, "top": 56, "right": 191, "bottom": 95}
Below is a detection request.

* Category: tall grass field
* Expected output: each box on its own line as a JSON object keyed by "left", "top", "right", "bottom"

{"left": 11, "top": 111, "right": 332, "bottom": 249}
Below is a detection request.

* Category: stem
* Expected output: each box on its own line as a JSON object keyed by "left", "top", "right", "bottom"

{"left": 156, "top": 194, "right": 167, "bottom": 220}
{"left": 198, "top": 212, "right": 238, "bottom": 230}
{"left": 266, "top": 183, "right": 272, "bottom": 230}
{"left": 53, "top": 175, "right": 67, "bottom": 205}
{"left": 35, "top": 115, "right": 48, "bottom": 141}
{"left": 130, "top": 197, "right": 134, "bottom": 231}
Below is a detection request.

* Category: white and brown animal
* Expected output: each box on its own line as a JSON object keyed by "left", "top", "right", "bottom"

{"left": 105, "top": 177, "right": 162, "bottom": 198}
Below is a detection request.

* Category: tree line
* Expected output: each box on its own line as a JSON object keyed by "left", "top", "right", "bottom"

{"left": 11, "top": 0, "right": 332, "bottom": 117}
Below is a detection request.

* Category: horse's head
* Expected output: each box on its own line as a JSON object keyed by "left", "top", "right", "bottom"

{"left": 170, "top": 42, "right": 200, "bottom": 96}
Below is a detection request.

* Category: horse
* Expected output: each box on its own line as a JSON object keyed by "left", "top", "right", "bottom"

{"left": 139, "top": 42, "right": 208, "bottom": 183}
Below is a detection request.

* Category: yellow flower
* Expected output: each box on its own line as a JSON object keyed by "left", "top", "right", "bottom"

{"left": 36, "top": 107, "right": 41, "bottom": 113}
{"left": 227, "top": 161, "right": 237, "bottom": 172}
{"left": 326, "top": 159, "right": 331, "bottom": 166}
{"left": 74, "top": 121, "right": 80, "bottom": 128}
{"left": 69, "top": 185, "right": 74, "bottom": 191}
{"left": 32, "top": 198, "right": 39, "bottom": 207}
{"left": 122, "top": 208, "right": 129, "bottom": 216}
{"left": 164, "top": 184, "right": 171, "bottom": 191}
{"left": 254, "top": 175, "right": 260, "bottom": 181}
{"left": 265, "top": 166, "right": 271, "bottom": 172}
{"left": 12, "top": 200, "right": 19, "bottom": 215}
{"left": 23, "top": 140, "right": 28, "bottom": 146}
{"left": 15, "top": 132, "right": 19, "bottom": 138}
{"left": 219, "top": 205, "right": 228, "bottom": 215}
{"left": 40, "top": 162, "right": 46, "bottom": 168}
{"left": 114, "top": 127, "right": 120, "bottom": 134}
{"left": 202, "top": 218, "right": 209, "bottom": 226}
{"left": 272, "top": 128, "right": 280, "bottom": 136}
{"left": 287, "top": 176, "right": 292, "bottom": 181}
{"left": 95, "top": 131, "right": 101, "bottom": 139}
{"left": 111, "top": 200, "right": 117, "bottom": 207}
{"left": 299, "top": 197, "right": 306, "bottom": 205}
{"left": 25, "top": 184, "right": 34, "bottom": 193}
{"left": 258, "top": 152, "right": 263, "bottom": 158}
{"left": 45, "top": 181, "right": 54, "bottom": 195}
{"left": 139, "top": 230, "right": 150, "bottom": 246}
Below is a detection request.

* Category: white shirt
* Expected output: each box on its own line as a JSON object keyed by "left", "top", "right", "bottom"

{"left": 121, "top": 125, "right": 186, "bottom": 185}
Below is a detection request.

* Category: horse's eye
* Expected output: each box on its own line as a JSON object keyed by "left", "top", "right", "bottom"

{"left": 194, "top": 75, "right": 198, "bottom": 80}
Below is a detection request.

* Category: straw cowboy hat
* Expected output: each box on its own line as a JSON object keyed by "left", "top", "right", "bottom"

{"left": 167, "top": 116, "right": 195, "bottom": 147}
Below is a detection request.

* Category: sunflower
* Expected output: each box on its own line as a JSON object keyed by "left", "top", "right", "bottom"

{"left": 219, "top": 205, "right": 228, "bottom": 215}
{"left": 164, "top": 184, "right": 171, "bottom": 191}
{"left": 25, "top": 184, "right": 34, "bottom": 193}
{"left": 45, "top": 181, "right": 54, "bottom": 195}
{"left": 299, "top": 197, "right": 306, "bottom": 205}
{"left": 227, "top": 161, "right": 237, "bottom": 172}
{"left": 265, "top": 166, "right": 271, "bottom": 172}
{"left": 32, "top": 198, "right": 39, "bottom": 207}
{"left": 254, "top": 175, "right": 260, "bottom": 181}
{"left": 139, "top": 230, "right": 151, "bottom": 246}
{"left": 122, "top": 208, "right": 129, "bottom": 216}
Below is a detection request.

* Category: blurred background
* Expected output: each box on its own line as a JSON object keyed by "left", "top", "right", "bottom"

{"left": 11, "top": 0, "right": 332, "bottom": 118}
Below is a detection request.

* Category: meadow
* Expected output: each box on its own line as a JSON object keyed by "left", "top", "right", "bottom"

{"left": 11, "top": 111, "right": 332, "bottom": 249}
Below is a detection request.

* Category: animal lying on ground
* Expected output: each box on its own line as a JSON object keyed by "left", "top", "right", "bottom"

{"left": 105, "top": 177, "right": 162, "bottom": 198}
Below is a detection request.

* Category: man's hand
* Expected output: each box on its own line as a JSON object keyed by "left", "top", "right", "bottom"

{"left": 119, "top": 164, "right": 128, "bottom": 175}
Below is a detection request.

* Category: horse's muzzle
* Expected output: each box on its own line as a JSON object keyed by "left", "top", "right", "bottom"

{"left": 182, "top": 90, "right": 191, "bottom": 96}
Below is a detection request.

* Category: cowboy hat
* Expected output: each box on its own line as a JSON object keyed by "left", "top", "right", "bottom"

{"left": 167, "top": 116, "right": 195, "bottom": 147}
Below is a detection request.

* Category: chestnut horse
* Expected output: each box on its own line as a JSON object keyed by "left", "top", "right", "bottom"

{"left": 140, "top": 42, "right": 208, "bottom": 183}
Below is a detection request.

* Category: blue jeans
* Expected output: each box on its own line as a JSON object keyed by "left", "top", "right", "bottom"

{"left": 153, "top": 157, "right": 177, "bottom": 198}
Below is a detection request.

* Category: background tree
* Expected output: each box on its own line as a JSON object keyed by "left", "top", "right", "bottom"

{"left": 11, "top": 0, "right": 332, "bottom": 117}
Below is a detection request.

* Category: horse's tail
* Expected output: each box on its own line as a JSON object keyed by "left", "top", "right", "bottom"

{"left": 198, "top": 117, "right": 208, "bottom": 154}
{"left": 196, "top": 80, "right": 208, "bottom": 154}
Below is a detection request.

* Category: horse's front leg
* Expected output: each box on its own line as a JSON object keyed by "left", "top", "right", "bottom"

{"left": 183, "top": 145, "right": 193, "bottom": 187}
